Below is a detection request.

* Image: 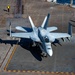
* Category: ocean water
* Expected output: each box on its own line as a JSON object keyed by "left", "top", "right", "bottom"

{"left": 57, "top": 0, "right": 75, "bottom": 4}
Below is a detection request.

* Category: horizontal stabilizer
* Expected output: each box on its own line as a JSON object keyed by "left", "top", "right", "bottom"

{"left": 16, "top": 26, "right": 27, "bottom": 32}
{"left": 47, "top": 26, "right": 58, "bottom": 32}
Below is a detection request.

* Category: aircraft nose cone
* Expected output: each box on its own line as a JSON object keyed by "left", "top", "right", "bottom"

{"left": 47, "top": 49, "right": 53, "bottom": 56}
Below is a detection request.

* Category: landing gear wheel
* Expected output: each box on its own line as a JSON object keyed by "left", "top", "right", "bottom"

{"left": 41, "top": 52, "right": 47, "bottom": 57}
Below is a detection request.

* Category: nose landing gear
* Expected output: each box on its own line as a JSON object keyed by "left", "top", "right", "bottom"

{"left": 41, "top": 52, "right": 47, "bottom": 57}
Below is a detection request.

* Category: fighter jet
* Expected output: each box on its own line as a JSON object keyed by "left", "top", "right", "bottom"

{"left": 9, "top": 14, "right": 72, "bottom": 57}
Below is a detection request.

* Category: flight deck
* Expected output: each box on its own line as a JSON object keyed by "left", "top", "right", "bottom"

{"left": 0, "top": 0, "right": 75, "bottom": 75}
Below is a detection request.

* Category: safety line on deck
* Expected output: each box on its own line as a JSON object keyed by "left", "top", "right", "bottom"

{"left": 4, "top": 45, "right": 18, "bottom": 71}
{"left": 0, "top": 46, "right": 11, "bottom": 67}
{"left": 4, "top": 70, "right": 75, "bottom": 75}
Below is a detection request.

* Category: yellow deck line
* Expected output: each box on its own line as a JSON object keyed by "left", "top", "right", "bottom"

{"left": 5, "top": 70, "right": 75, "bottom": 75}
{"left": 4, "top": 45, "right": 18, "bottom": 70}
{"left": 0, "top": 46, "right": 11, "bottom": 67}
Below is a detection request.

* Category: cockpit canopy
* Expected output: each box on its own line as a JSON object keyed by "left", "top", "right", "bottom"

{"left": 44, "top": 36, "right": 50, "bottom": 43}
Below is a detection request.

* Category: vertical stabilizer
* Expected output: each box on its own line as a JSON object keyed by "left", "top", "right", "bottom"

{"left": 41, "top": 16, "right": 47, "bottom": 28}
{"left": 29, "top": 16, "right": 35, "bottom": 31}
{"left": 41, "top": 13, "right": 50, "bottom": 29}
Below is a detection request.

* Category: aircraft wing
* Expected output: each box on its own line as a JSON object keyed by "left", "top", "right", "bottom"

{"left": 47, "top": 26, "right": 58, "bottom": 32}
{"left": 50, "top": 33, "right": 70, "bottom": 39}
{"left": 11, "top": 32, "right": 40, "bottom": 42}
{"left": 11, "top": 32, "right": 32, "bottom": 38}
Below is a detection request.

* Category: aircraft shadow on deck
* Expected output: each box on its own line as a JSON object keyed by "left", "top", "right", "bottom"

{"left": 0, "top": 38, "right": 43, "bottom": 61}
{"left": 19, "top": 38, "right": 43, "bottom": 61}
{"left": 0, "top": 38, "right": 62, "bottom": 61}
